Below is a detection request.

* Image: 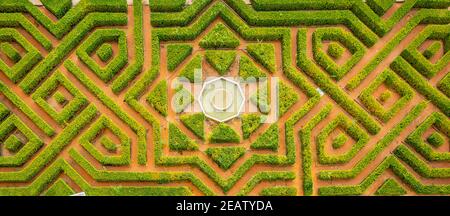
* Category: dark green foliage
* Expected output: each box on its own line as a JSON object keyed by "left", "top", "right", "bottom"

{"left": 378, "top": 91, "right": 392, "bottom": 103}
{"left": 250, "top": 124, "right": 279, "bottom": 151}
{"left": 205, "top": 50, "right": 236, "bottom": 75}
{"left": 199, "top": 23, "right": 239, "bottom": 49}
{"left": 374, "top": 179, "right": 406, "bottom": 196}
{"left": 246, "top": 43, "right": 276, "bottom": 73}
{"left": 0, "top": 103, "right": 9, "bottom": 121}
{"left": 146, "top": 80, "right": 168, "bottom": 117}
{"left": 239, "top": 55, "right": 266, "bottom": 80}
{"left": 169, "top": 123, "right": 198, "bottom": 151}
{"left": 179, "top": 54, "right": 203, "bottom": 83}
{"left": 209, "top": 123, "right": 240, "bottom": 143}
{"left": 167, "top": 44, "right": 192, "bottom": 72}
{"left": 205, "top": 147, "right": 246, "bottom": 170}
{"left": 96, "top": 43, "right": 113, "bottom": 62}
{"left": 241, "top": 113, "right": 262, "bottom": 139}
{"left": 180, "top": 113, "right": 205, "bottom": 140}
{"left": 41, "top": 0, "right": 72, "bottom": 19}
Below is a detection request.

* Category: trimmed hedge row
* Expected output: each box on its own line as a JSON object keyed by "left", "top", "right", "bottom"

{"left": 180, "top": 113, "right": 205, "bottom": 140}
{"left": 66, "top": 60, "right": 148, "bottom": 165}
{"left": 260, "top": 186, "right": 297, "bottom": 196}
{"left": 391, "top": 57, "right": 450, "bottom": 116}
{"left": 80, "top": 116, "right": 131, "bottom": 166}
{"left": 239, "top": 55, "right": 266, "bottom": 80}
{"left": 241, "top": 113, "right": 262, "bottom": 139}
{"left": 205, "top": 50, "right": 236, "bottom": 75}
{"left": 278, "top": 81, "right": 299, "bottom": 117}
{"left": 404, "top": 112, "right": 450, "bottom": 161}
{"left": 297, "top": 29, "right": 381, "bottom": 135}
{"left": 0, "top": 28, "right": 42, "bottom": 83}
{"left": 0, "top": 81, "right": 55, "bottom": 136}
{"left": 167, "top": 44, "right": 192, "bottom": 72}
{"left": 146, "top": 80, "right": 168, "bottom": 117}
{"left": 199, "top": 23, "right": 240, "bottom": 49}
{"left": 0, "top": 42, "right": 21, "bottom": 63}
{"left": 316, "top": 114, "right": 369, "bottom": 164}
{"left": 41, "top": 0, "right": 72, "bottom": 19}
{"left": 347, "top": 9, "right": 450, "bottom": 90}
{"left": 312, "top": 27, "right": 365, "bottom": 80}
{"left": 179, "top": 54, "right": 203, "bottom": 83}
{"left": 76, "top": 29, "right": 128, "bottom": 82}
{"left": 358, "top": 69, "right": 414, "bottom": 122}
{"left": 401, "top": 25, "right": 450, "bottom": 79}
{"left": 32, "top": 72, "right": 88, "bottom": 125}
{"left": 246, "top": 43, "right": 276, "bottom": 73}
{"left": 20, "top": 13, "right": 128, "bottom": 94}
{"left": 149, "top": 0, "right": 185, "bottom": 12}
{"left": 250, "top": 124, "right": 279, "bottom": 151}
{"left": 169, "top": 123, "right": 198, "bottom": 151}
{"left": 0, "top": 115, "right": 43, "bottom": 166}
{"left": 318, "top": 102, "right": 427, "bottom": 181}
{"left": 208, "top": 123, "right": 241, "bottom": 143}
{"left": 96, "top": 43, "right": 113, "bottom": 62}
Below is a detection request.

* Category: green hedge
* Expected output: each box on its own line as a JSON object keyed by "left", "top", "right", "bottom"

{"left": 96, "top": 43, "right": 113, "bottom": 62}
{"left": 205, "top": 50, "right": 236, "bottom": 75}
{"left": 246, "top": 43, "right": 276, "bottom": 73}
{"left": 358, "top": 69, "right": 414, "bottom": 122}
{"left": 241, "top": 113, "right": 262, "bottom": 139}
{"left": 41, "top": 0, "right": 72, "bottom": 19}
{"left": 316, "top": 114, "right": 369, "bottom": 164}
{"left": 80, "top": 116, "right": 131, "bottom": 166}
{"left": 149, "top": 0, "right": 185, "bottom": 12}
{"left": 312, "top": 27, "right": 365, "bottom": 80}
{"left": 199, "top": 23, "right": 240, "bottom": 49}
{"left": 32, "top": 72, "right": 88, "bottom": 125}
{"left": 0, "top": 42, "right": 21, "bottom": 63}
{"left": 251, "top": 124, "right": 279, "bottom": 151}
{"left": 169, "top": 123, "right": 198, "bottom": 151}
{"left": 391, "top": 57, "right": 450, "bottom": 116}
{"left": 76, "top": 29, "right": 128, "bottom": 82}
{"left": 297, "top": 28, "right": 381, "bottom": 134}
{"left": 208, "top": 123, "right": 241, "bottom": 143}
{"left": 167, "top": 44, "right": 192, "bottom": 72}
{"left": 146, "top": 80, "right": 168, "bottom": 117}
{"left": 260, "top": 186, "right": 297, "bottom": 196}
{"left": 180, "top": 113, "right": 205, "bottom": 140}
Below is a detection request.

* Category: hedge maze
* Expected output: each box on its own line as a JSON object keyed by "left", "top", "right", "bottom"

{"left": 0, "top": 0, "right": 448, "bottom": 196}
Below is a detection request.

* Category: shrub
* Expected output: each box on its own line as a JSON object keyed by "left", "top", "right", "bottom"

{"left": 241, "top": 113, "right": 262, "bottom": 139}
{"left": 250, "top": 124, "right": 279, "bottom": 151}
{"left": 423, "top": 41, "right": 442, "bottom": 59}
{"left": 0, "top": 42, "right": 21, "bottom": 63}
{"left": 260, "top": 186, "right": 297, "bottom": 196}
{"left": 96, "top": 43, "right": 113, "bottom": 62}
{"left": 358, "top": 69, "right": 414, "bottom": 122}
{"left": 427, "top": 132, "right": 445, "bottom": 147}
{"left": 199, "top": 23, "right": 239, "bottom": 49}
{"left": 146, "top": 80, "right": 168, "bottom": 117}
{"left": 180, "top": 113, "right": 205, "bottom": 140}
{"left": 149, "top": 0, "right": 185, "bottom": 12}
{"left": 169, "top": 123, "right": 198, "bottom": 151}
{"left": 205, "top": 147, "right": 246, "bottom": 170}
{"left": 246, "top": 43, "right": 276, "bottom": 73}
{"left": 41, "top": 0, "right": 72, "bottom": 19}
{"left": 166, "top": 44, "right": 192, "bottom": 72}
{"left": 367, "top": 0, "right": 394, "bottom": 16}
{"left": 278, "top": 81, "right": 299, "bottom": 117}
{"left": 327, "top": 42, "right": 345, "bottom": 59}
{"left": 205, "top": 50, "right": 236, "bottom": 75}
{"left": 239, "top": 55, "right": 266, "bottom": 80}
{"left": 208, "top": 123, "right": 240, "bottom": 143}
{"left": 179, "top": 54, "right": 203, "bottom": 83}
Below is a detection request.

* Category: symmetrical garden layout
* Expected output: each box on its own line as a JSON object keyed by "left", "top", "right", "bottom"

{"left": 0, "top": 0, "right": 448, "bottom": 196}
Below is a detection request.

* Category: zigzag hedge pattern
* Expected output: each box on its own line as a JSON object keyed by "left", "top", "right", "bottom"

{"left": 0, "top": 0, "right": 448, "bottom": 196}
